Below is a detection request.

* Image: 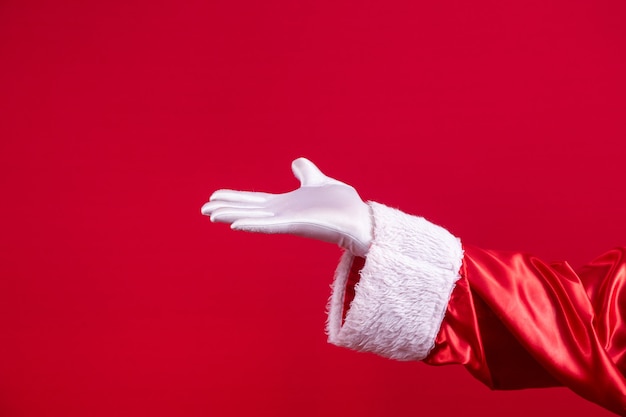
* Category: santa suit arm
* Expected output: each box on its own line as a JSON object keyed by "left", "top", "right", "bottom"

{"left": 201, "top": 158, "right": 626, "bottom": 414}
{"left": 327, "top": 202, "right": 626, "bottom": 415}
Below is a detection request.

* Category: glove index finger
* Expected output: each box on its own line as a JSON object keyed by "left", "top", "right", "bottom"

{"left": 210, "top": 189, "right": 273, "bottom": 204}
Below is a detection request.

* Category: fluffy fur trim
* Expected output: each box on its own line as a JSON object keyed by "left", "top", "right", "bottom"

{"left": 326, "top": 202, "right": 463, "bottom": 361}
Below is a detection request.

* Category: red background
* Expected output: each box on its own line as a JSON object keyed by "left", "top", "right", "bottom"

{"left": 1, "top": 0, "right": 625, "bottom": 416}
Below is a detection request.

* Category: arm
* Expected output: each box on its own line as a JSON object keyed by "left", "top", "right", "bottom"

{"left": 202, "top": 158, "right": 626, "bottom": 415}
{"left": 332, "top": 202, "right": 626, "bottom": 415}
{"left": 429, "top": 245, "right": 626, "bottom": 414}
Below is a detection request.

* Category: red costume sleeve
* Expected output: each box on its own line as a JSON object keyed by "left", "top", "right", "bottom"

{"left": 425, "top": 245, "right": 626, "bottom": 415}
{"left": 327, "top": 203, "right": 626, "bottom": 414}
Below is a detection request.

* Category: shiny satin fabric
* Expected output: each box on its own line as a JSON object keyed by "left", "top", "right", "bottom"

{"left": 425, "top": 245, "right": 626, "bottom": 415}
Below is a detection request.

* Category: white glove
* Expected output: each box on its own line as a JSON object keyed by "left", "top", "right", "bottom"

{"left": 201, "top": 157, "right": 373, "bottom": 257}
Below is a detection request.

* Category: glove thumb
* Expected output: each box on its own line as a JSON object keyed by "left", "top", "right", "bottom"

{"left": 291, "top": 157, "right": 332, "bottom": 187}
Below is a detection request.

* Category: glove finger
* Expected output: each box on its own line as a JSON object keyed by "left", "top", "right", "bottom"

{"left": 211, "top": 208, "right": 274, "bottom": 224}
{"left": 201, "top": 200, "right": 265, "bottom": 216}
{"left": 291, "top": 158, "right": 329, "bottom": 187}
{"left": 231, "top": 218, "right": 295, "bottom": 234}
{"left": 231, "top": 218, "right": 338, "bottom": 244}
{"left": 210, "top": 189, "right": 273, "bottom": 204}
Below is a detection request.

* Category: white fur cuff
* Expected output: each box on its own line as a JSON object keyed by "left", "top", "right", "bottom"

{"left": 326, "top": 202, "right": 463, "bottom": 361}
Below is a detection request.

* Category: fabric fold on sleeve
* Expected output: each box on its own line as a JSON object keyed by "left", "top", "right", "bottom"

{"left": 326, "top": 202, "right": 464, "bottom": 361}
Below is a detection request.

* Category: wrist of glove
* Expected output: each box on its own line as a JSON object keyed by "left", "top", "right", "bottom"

{"left": 201, "top": 158, "right": 373, "bottom": 257}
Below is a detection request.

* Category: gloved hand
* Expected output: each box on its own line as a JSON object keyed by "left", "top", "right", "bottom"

{"left": 201, "top": 157, "right": 373, "bottom": 257}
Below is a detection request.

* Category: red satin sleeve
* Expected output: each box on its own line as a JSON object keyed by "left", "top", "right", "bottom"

{"left": 424, "top": 245, "right": 626, "bottom": 415}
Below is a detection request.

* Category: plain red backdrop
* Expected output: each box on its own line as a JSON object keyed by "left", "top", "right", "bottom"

{"left": 1, "top": 0, "right": 625, "bottom": 416}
